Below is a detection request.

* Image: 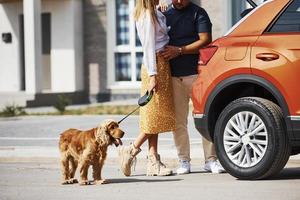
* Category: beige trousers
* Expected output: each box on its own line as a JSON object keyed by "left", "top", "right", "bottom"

{"left": 172, "top": 75, "right": 217, "bottom": 162}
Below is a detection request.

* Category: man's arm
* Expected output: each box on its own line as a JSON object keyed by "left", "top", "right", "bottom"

{"left": 181, "top": 32, "right": 212, "bottom": 54}
{"left": 161, "top": 32, "right": 212, "bottom": 60}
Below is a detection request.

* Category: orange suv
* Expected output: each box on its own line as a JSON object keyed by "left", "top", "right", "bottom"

{"left": 192, "top": 0, "right": 300, "bottom": 179}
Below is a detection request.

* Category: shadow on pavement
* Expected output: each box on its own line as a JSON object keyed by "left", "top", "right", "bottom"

{"left": 131, "top": 170, "right": 219, "bottom": 177}
{"left": 270, "top": 167, "right": 300, "bottom": 180}
{"left": 236, "top": 167, "right": 300, "bottom": 181}
{"left": 188, "top": 170, "right": 226, "bottom": 174}
{"left": 107, "top": 178, "right": 183, "bottom": 184}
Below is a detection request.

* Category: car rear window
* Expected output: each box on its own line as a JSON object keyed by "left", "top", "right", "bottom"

{"left": 269, "top": 0, "right": 300, "bottom": 33}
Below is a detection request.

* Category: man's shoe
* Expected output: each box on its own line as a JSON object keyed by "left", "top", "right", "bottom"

{"left": 176, "top": 160, "right": 191, "bottom": 175}
{"left": 204, "top": 160, "right": 225, "bottom": 174}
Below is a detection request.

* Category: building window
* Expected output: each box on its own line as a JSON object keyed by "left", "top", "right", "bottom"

{"left": 115, "top": 53, "right": 131, "bottom": 81}
{"left": 116, "top": 0, "right": 129, "bottom": 45}
{"left": 107, "top": 0, "right": 142, "bottom": 89}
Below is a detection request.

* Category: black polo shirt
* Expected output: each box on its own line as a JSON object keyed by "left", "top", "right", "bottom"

{"left": 163, "top": 3, "right": 212, "bottom": 77}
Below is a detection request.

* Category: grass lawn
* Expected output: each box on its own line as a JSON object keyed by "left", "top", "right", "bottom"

{"left": 0, "top": 105, "right": 140, "bottom": 117}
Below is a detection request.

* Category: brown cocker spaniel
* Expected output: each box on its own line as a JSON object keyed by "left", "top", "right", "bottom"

{"left": 59, "top": 119, "right": 124, "bottom": 185}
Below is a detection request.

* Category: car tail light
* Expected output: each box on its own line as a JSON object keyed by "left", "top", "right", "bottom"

{"left": 199, "top": 46, "right": 218, "bottom": 66}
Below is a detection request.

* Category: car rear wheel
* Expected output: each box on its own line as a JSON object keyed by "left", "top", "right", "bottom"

{"left": 214, "top": 97, "right": 290, "bottom": 179}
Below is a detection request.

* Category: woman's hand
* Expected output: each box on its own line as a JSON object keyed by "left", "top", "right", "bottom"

{"left": 158, "top": 0, "right": 169, "bottom": 12}
{"left": 148, "top": 75, "right": 157, "bottom": 92}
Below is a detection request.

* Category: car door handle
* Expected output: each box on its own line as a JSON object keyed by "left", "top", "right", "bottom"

{"left": 256, "top": 53, "right": 279, "bottom": 61}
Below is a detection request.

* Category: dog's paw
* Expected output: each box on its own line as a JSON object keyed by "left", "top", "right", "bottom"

{"left": 79, "top": 180, "right": 92, "bottom": 186}
{"left": 61, "top": 180, "right": 73, "bottom": 185}
{"left": 61, "top": 178, "right": 79, "bottom": 185}
{"left": 94, "top": 179, "right": 108, "bottom": 185}
{"left": 61, "top": 180, "right": 69, "bottom": 185}
{"left": 69, "top": 178, "right": 78, "bottom": 184}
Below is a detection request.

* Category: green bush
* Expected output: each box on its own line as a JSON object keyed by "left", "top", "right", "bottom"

{"left": 54, "top": 95, "right": 72, "bottom": 114}
{"left": 0, "top": 104, "right": 27, "bottom": 117}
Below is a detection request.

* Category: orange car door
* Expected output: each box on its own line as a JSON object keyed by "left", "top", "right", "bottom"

{"left": 251, "top": 0, "right": 300, "bottom": 118}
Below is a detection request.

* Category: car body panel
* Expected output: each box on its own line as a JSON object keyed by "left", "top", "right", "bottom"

{"left": 192, "top": 0, "right": 300, "bottom": 143}
{"left": 251, "top": 34, "right": 300, "bottom": 116}
{"left": 252, "top": 33, "right": 300, "bottom": 140}
{"left": 228, "top": 0, "right": 290, "bottom": 37}
{"left": 192, "top": 36, "right": 258, "bottom": 114}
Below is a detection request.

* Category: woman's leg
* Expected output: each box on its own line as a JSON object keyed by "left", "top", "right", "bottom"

{"left": 118, "top": 133, "right": 147, "bottom": 176}
{"left": 133, "top": 132, "right": 149, "bottom": 149}
{"left": 148, "top": 134, "right": 158, "bottom": 155}
{"left": 146, "top": 134, "right": 173, "bottom": 176}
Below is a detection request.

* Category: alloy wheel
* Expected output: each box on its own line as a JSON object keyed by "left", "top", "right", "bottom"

{"left": 223, "top": 111, "right": 268, "bottom": 168}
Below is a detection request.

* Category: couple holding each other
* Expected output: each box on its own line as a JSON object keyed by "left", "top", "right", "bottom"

{"left": 118, "top": 0, "right": 225, "bottom": 176}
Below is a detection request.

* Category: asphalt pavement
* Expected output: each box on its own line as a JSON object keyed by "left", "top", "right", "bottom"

{"left": 0, "top": 115, "right": 300, "bottom": 200}
{"left": 0, "top": 115, "right": 203, "bottom": 160}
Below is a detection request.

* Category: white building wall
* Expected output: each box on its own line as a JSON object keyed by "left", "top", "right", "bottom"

{"left": 43, "top": 0, "right": 83, "bottom": 92}
{"left": 73, "top": 0, "right": 84, "bottom": 91}
{"left": 0, "top": 0, "right": 83, "bottom": 93}
{"left": 0, "top": 2, "right": 22, "bottom": 92}
{"left": 200, "top": 0, "right": 225, "bottom": 39}
{"left": 23, "top": 0, "right": 43, "bottom": 93}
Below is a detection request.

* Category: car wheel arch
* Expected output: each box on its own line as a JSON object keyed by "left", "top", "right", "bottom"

{"left": 204, "top": 74, "right": 291, "bottom": 140}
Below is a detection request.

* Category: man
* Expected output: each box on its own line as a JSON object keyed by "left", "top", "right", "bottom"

{"left": 161, "top": 0, "right": 224, "bottom": 174}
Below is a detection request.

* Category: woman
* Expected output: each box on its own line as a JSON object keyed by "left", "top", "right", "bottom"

{"left": 118, "top": 0, "right": 175, "bottom": 176}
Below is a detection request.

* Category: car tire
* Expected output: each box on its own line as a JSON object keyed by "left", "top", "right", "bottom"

{"left": 214, "top": 97, "right": 290, "bottom": 180}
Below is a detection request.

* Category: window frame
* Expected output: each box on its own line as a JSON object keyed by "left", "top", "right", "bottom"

{"left": 264, "top": 0, "right": 300, "bottom": 34}
{"left": 107, "top": 0, "right": 142, "bottom": 90}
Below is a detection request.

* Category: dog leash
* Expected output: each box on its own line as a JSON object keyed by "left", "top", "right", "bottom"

{"left": 118, "top": 90, "right": 154, "bottom": 124}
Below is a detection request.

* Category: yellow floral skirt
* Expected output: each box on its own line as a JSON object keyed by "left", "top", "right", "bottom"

{"left": 139, "top": 54, "right": 176, "bottom": 134}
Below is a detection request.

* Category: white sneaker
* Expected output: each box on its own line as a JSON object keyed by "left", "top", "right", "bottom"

{"left": 204, "top": 160, "right": 225, "bottom": 174}
{"left": 176, "top": 160, "right": 191, "bottom": 175}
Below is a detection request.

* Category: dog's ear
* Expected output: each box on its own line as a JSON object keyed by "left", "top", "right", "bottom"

{"left": 95, "top": 125, "right": 110, "bottom": 145}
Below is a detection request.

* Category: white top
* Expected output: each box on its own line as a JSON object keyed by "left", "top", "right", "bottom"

{"left": 136, "top": 10, "right": 169, "bottom": 76}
